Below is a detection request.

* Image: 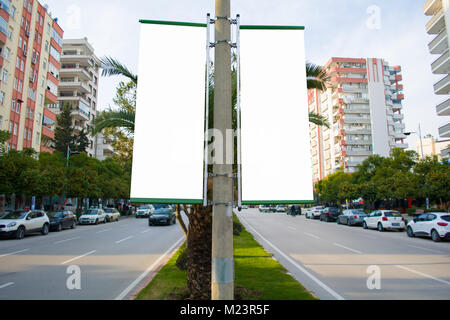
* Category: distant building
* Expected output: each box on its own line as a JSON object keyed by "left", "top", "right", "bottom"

{"left": 94, "top": 130, "right": 115, "bottom": 161}
{"left": 423, "top": 0, "right": 450, "bottom": 160}
{"left": 418, "top": 134, "right": 450, "bottom": 160}
{"left": 309, "top": 57, "right": 408, "bottom": 182}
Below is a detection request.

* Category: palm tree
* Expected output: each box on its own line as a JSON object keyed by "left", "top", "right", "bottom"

{"left": 99, "top": 56, "right": 137, "bottom": 85}
{"left": 306, "top": 62, "right": 330, "bottom": 128}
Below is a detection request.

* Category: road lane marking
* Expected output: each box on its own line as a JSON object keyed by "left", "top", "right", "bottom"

{"left": 333, "top": 243, "right": 363, "bottom": 254}
{"left": 96, "top": 229, "right": 111, "bottom": 234}
{"left": 61, "top": 250, "right": 96, "bottom": 265}
{"left": 0, "top": 249, "right": 29, "bottom": 258}
{"left": 54, "top": 237, "right": 80, "bottom": 245}
{"left": 237, "top": 214, "right": 345, "bottom": 300}
{"left": 406, "top": 245, "right": 441, "bottom": 254}
{"left": 304, "top": 233, "right": 321, "bottom": 240}
{"left": 140, "top": 229, "right": 151, "bottom": 234}
{"left": 0, "top": 282, "right": 14, "bottom": 289}
{"left": 395, "top": 265, "right": 450, "bottom": 286}
{"left": 287, "top": 226, "right": 296, "bottom": 231}
{"left": 115, "top": 236, "right": 185, "bottom": 300}
{"left": 116, "top": 236, "right": 134, "bottom": 244}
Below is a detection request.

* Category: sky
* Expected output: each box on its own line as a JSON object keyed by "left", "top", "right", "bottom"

{"left": 42, "top": 0, "right": 446, "bottom": 151}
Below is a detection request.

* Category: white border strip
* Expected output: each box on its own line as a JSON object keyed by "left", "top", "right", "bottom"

{"left": 395, "top": 265, "right": 450, "bottom": 286}
{"left": 115, "top": 236, "right": 185, "bottom": 300}
{"left": 0, "top": 249, "right": 29, "bottom": 258}
{"left": 237, "top": 213, "right": 345, "bottom": 300}
{"left": 61, "top": 250, "right": 96, "bottom": 265}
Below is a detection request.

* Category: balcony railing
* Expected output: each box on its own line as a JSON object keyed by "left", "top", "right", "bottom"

{"left": 426, "top": 8, "right": 445, "bottom": 34}
{"left": 431, "top": 49, "right": 449, "bottom": 73}
{"left": 434, "top": 74, "right": 450, "bottom": 94}
{"left": 439, "top": 122, "right": 450, "bottom": 138}
{"left": 436, "top": 98, "right": 450, "bottom": 116}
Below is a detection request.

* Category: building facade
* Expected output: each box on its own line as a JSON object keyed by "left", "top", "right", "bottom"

{"left": 309, "top": 57, "right": 408, "bottom": 182}
{"left": 417, "top": 134, "right": 450, "bottom": 160}
{"left": 51, "top": 38, "right": 101, "bottom": 158}
{"left": 0, "top": 0, "right": 63, "bottom": 153}
{"left": 424, "top": 0, "right": 450, "bottom": 159}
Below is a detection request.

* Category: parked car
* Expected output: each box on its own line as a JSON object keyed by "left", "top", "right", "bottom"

{"left": 306, "top": 206, "right": 325, "bottom": 219}
{"left": 78, "top": 209, "right": 107, "bottom": 225}
{"left": 259, "top": 205, "right": 271, "bottom": 213}
{"left": 0, "top": 210, "right": 50, "bottom": 239}
{"left": 337, "top": 210, "right": 368, "bottom": 226}
{"left": 48, "top": 211, "right": 77, "bottom": 231}
{"left": 136, "top": 205, "right": 154, "bottom": 218}
{"left": 104, "top": 208, "right": 120, "bottom": 222}
{"left": 320, "top": 207, "right": 341, "bottom": 222}
{"left": 406, "top": 212, "right": 450, "bottom": 242}
{"left": 287, "top": 205, "right": 302, "bottom": 216}
{"left": 275, "top": 205, "right": 286, "bottom": 213}
{"left": 149, "top": 207, "right": 177, "bottom": 226}
{"left": 363, "top": 210, "right": 405, "bottom": 232}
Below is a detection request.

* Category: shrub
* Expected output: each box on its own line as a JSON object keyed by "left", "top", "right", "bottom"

{"left": 175, "top": 246, "right": 188, "bottom": 271}
{"left": 233, "top": 219, "right": 243, "bottom": 236}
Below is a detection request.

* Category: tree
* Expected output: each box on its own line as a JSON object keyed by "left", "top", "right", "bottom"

{"left": 74, "top": 128, "right": 90, "bottom": 154}
{"left": 53, "top": 103, "right": 76, "bottom": 157}
{"left": 0, "top": 130, "right": 11, "bottom": 155}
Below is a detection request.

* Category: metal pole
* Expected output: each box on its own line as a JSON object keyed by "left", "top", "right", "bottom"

{"left": 418, "top": 123, "right": 424, "bottom": 160}
{"left": 212, "top": 0, "right": 234, "bottom": 300}
{"left": 203, "top": 13, "right": 212, "bottom": 207}
{"left": 236, "top": 14, "right": 242, "bottom": 209}
{"left": 66, "top": 145, "right": 69, "bottom": 167}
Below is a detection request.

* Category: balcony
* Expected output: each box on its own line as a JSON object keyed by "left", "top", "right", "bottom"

{"left": 347, "top": 149, "right": 372, "bottom": 156}
{"left": 393, "top": 113, "right": 404, "bottom": 121}
{"left": 41, "top": 126, "right": 54, "bottom": 140}
{"left": 439, "top": 122, "right": 450, "bottom": 138}
{"left": 61, "top": 53, "right": 94, "bottom": 67}
{"left": 40, "top": 146, "right": 53, "bottom": 154}
{"left": 344, "top": 107, "right": 370, "bottom": 114}
{"left": 425, "top": 0, "right": 442, "bottom": 15}
{"left": 442, "top": 147, "right": 450, "bottom": 160}
{"left": 429, "top": 29, "right": 448, "bottom": 54}
{"left": 393, "top": 132, "right": 407, "bottom": 140}
{"left": 60, "top": 67, "right": 91, "bottom": 81}
{"left": 436, "top": 98, "right": 450, "bottom": 116}
{"left": 344, "top": 117, "right": 371, "bottom": 124}
{"left": 45, "top": 90, "right": 58, "bottom": 105}
{"left": 434, "top": 74, "right": 450, "bottom": 95}
{"left": 426, "top": 8, "right": 445, "bottom": 34}
{"left": 431, "top": 49, "right": 450, "bottom": 74}
{"left": 392, "top": 103, "right": 403, "bottom": 111}
{"left": 392, "top": 143, "right": 409, "bottom": 149}
{"left": 71, "top": 101, "right": 91, "bottom": 121}
{"left": 59, "top": 79, "right": 90, "bottom": 94}
{"left": 346, "top": 139, "right": 372, "bottom": 145}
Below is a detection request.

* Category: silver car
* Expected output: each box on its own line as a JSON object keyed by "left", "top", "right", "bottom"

{"left": 338, "top": 209, "right": 367, "bottom": 226}
{"left": 78, "top": 209, "right": 107, "bottom": 225}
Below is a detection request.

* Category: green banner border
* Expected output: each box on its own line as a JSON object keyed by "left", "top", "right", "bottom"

{"left": 131, "top": 198, "right": 203, "bottom": 205}
{"left": 243, "top": 200, "right": 314, "bottom": 205}
{"left": 139, "top": 19, "right": 305, "bottom": 30}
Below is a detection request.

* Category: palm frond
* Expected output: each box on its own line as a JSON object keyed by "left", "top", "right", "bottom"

{"left": 92, "top": 109, "right": 135, "bottom": 136}
{"left": 306, "top": 62, "right": 330, "bottom": 91}
{"left": 100, "top": 56, "right": 138, "bottom": 84}
{"left": 309, "top": 112, "right": 330, "bottom": 128}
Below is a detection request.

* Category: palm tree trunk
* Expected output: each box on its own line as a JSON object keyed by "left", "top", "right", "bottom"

{"left": 187, "top": 204, "right": 212, "bottom": 300}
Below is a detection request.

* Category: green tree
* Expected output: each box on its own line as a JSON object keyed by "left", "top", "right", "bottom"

{"left": 0, "top": 130, "right": 11, "bottom": 155}
{"left": 53, "top": 103, "right": 76, "bottom": 157}
{"left": 74, "top": 128, "right": 90, "bottom": 154}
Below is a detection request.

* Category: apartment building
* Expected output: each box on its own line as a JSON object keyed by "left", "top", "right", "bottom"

{"left": 417, "top": 134, "right": 450, "bottom": 160}
{"left": 49, "top": 38, "right": 101, "bottom": 158}
{"left": 424, "top": 0, "right": 450, "bottom": 160}
{"left": 94, "top": 131, "right": 115, "bottom": 161}
{"left": 0, "top": 0, "right": 63, "bottom": 153}
{"left": 309, "top": 57, "right": 408, "bottom": 182}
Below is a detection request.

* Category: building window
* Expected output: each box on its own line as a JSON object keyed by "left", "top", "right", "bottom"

{"left": 28, "top": 129, "right": 31, "bottom": 141}
{"left": 11, "top": 99, "right": 15, "bottom": 111}
{"left": 20, "top": 60, "right": 24, "bottom": 72}
{"left": 35, "top": 132, "right": 40, "bottom": 145}
{"left": 3, "top": 47, "right": 9, "bottom": 60}
{"left": 7, "top": 27, "right": 12, "bottom": 39}
{"left": 13, "top": 123, "right": 17, "bottom": 136}
{"left": 2, "top": 69, "right": 7, "bottom": 83}
{"left": 9, "top": 121, "right": 13, "bottom": 133}
{"left": 0, "top": 91, "right": 4, "bottom": 104}
{"left": 39, "top": 94, "right": 43, "bottom": 105}
{"left": 10, "top": 6, "right": 15, "bottom": 19}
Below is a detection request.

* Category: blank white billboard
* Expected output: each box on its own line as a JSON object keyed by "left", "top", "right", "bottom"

{"left": 130, "top": 21, "right": 206, "bottom": 204}
{"left": 240, "top": 27, "right": 314, "bottom": 204}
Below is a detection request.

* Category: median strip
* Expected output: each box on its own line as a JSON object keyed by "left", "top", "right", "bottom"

{"left": 0, "top": 249, "right": 29, "bottom": 258}
{"left": 395, "top": 265, "right": 450, "bottom": 286}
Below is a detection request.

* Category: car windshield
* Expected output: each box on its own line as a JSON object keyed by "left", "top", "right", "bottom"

{"left": 154, "top": 210, "right": 171, "bottom": 215}
{"left": 140, "top": 205, "right": 152, "bottom": 210}
{"left": 441, "top": 215, "right": 450, "bottom": 222}
{"left": 350, "top": 210, "right": 366, "bottom": 215}
{"left": 104, "top": 209, "right": 114, "bottom": 213}
{"left": 1, "top": 211, "right": 27, "bottom": 219}
{"left": 328, "top": 208, "right": 339, "bottom": 212}
{"left": 384, "top": 212, "right": 401, "bottom": 217}
{"left": 48, "top": 212, "right": 64, "bottom": 218}
{"left": 84, "top": 210, "right": 100, "bottom": 215}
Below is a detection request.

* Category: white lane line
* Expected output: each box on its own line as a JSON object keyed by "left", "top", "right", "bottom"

{"left": 116, "top": 236, "right": 134, "bottom": 244}
{"left": 96, "top": 229, "right": 111, "bottom": 234}
{"left": 395, "top": 265, "right": 450, "bottom": 286}
{"left": 0, "top": 282, "right": 14, "bottom": 289}
{"left": 304, "top": 233, "right": 321, "bottom": 240}
{"left": 115, "top": 236, "right": 185, "bottom": 300}
{"left": 54, "top": 237, "right": 80, "bottom": 245}
{"left": 287, "top": 226, "right": 296, "bottom": 231}
{"left": 333, "top": 243, "right": 363, "bottom": 254}
{"left": 0, "top": 249, "right": 29, "bottom": 258}
{"left": 406, "top": 245, "right": 442, "bottom": 254}
{"left": 140, "top": 229, "right": 151, "bottom": 234}
{"left": 237, "top": 214, "right": 345, "bottom": 300}
{"left": 61, "top": 250, "right": 96, "bottom": 265}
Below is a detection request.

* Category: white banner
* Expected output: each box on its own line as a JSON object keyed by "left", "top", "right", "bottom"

{"left": 240, "top": 28, "right": 314, "bottom": 203}
{"left": 131, "top": 22, "right": 206, "bottom": 204}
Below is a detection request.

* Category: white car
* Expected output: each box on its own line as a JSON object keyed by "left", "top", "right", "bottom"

{"left": 0, "top": 210, "right": 50, "bottom": 239}
{"left": 78, "top": 209, "right": 107, "bottom": 225}
{"left": 363, "top": 210, "right": 405, "bottom": 232}
{"left": 407, "top": 212, "right": 450, "bottom": 242}
{"left": 259, "top": 205, "right": 271, "bottom": 213}
{"left": 103, "top": 207, "right": 120, "bottom": 222}
{"left": 275, "top": 205, "right": 286, "bottom": 213}
{"left": 136, "top": 205, "right": 154, "bottom": 218}
{"left": 306, "top": 206, "right": 324, "bottom": 219}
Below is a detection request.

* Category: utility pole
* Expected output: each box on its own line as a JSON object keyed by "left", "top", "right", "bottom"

{"left": 212, "top": 0, "right": 234, "bottom": 300}
{"left": 418, "top": 123, "right": 424, "bottom": 160}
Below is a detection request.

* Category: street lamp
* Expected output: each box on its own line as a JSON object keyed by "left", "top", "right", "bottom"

{"left": 404, "top": 123, "right": 424, "bottom": 160}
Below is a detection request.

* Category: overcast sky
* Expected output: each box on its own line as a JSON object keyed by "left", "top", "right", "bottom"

{"left": 43, "top": 0, "right": 445, "bottom": 151}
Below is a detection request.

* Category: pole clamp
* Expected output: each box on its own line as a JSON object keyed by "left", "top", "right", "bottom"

{"left": 209, "top": 173, "right": 237, "bottom": 178}
{"left": 210, "top": 40, "right": 237, "bottom": 48}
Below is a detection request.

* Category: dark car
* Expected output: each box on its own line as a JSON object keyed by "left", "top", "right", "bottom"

{"left": 48, "top": 211, "right": 77, "bottom": 231}
{"left": 320, "top": 207, "right": 341, "bottom": 222}
{"left": 149, "top": 207, "right": 176, "bottom": 226}
{"left": 287, "top": 205, "right": 302, "bottom": 216}
{"left": 338, "top": 209, "right": 368, "bottom": 226}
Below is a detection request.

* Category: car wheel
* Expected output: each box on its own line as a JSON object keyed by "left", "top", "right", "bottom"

{"left": 407, "top": 226, "right": 414, "bottom": 238}
{"left": 41, "top": 223, "right": 49, "bottom": 235}
{"left": 431, "top": 229, "right": 441, "bottom": 242}
{"left": 71, "top": 221, "right": 76, "bottom": 229}
{"left": 56, "top": 223, "right": 62, "bottom": 232}
{"left": 347, "top": 219, "right": 351, "bottom": 226}
{"left": 377, "top": 223, "right": 384, "bottom": 232}
{"left": 149, "top": 222, "right": 153, "bottom": 226}
{"left": 363, "top": 221, "right": 368, "bottom": 230}
{"left": 16, "top": 226, "right": 25, "bottom": 240}
{"left": 95, "top": 219, "right": 99, "bottom": 225}
{"left": 337, "top": 218, "right": 341, "bottom": 225}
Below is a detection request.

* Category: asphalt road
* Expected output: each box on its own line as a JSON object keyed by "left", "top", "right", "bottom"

{"left": 236, "top": 209, "right": 450, "bottom": 300}
{"left": 0, "top": 215, "right": 185, "bottom": 300}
